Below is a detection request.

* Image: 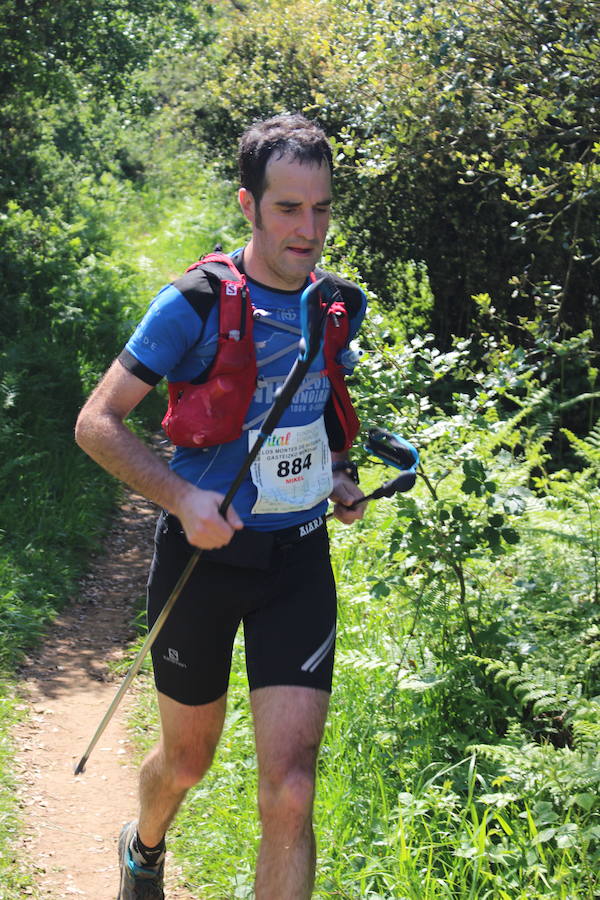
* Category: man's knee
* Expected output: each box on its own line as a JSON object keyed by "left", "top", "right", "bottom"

{"left": 162, "top": 737, "right": 218, "bottom": 792}
{"left": 154, "top": 691, "right": 227, "bottom": 792}
{"left": 258, "top": 767, "right": 316, "bottom": 832}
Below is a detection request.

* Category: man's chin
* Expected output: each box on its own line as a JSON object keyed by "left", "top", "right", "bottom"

{"left": 285, "top": 249, "right": 319, "bottom": 276}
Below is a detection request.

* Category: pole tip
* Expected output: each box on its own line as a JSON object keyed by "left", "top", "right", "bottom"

{"left": 73, "top": 757, "right": 87, "bottom": 776}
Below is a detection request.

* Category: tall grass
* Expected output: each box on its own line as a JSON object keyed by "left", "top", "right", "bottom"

{"left": 129, "top": 462, "right": 599, "bottom": 899}
{"left": 114, "top": 156, "right": 249, "bottom": 299}
{"left": 0, "top": 697, "right": 37, "bottom": 897}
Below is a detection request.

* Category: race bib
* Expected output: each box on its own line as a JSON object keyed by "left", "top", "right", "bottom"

{"left": 249, "top": 418, "right": 333, "bottom": 514}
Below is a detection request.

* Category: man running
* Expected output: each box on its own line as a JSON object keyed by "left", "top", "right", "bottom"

{"left": 75, "top": 113, "right": 367, "bottom": 900}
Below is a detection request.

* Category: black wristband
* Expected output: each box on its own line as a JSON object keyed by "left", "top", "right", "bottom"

{"left": 331, "top": 460, "right": 360, "bottom": 484}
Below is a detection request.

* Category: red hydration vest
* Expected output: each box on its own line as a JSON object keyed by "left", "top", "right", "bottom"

{"left": 161, "top": 253, "right": 360, "bottom": 452}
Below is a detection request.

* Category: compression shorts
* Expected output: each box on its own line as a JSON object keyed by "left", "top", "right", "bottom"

{"left": 147, "top": 511, "right": 337, "bottom": 705}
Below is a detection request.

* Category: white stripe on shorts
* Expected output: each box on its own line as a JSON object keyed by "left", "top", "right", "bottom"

{"left": 300, "top": 625, "right": 336, "bottom": 673}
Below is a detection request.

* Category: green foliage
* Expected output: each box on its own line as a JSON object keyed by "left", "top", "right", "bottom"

{"left": 0, "top": 693, "right": 37, "bottom": 896}
{"left": 119, "top": 307, "right": 600, "bottom": 899}
{"left": 1, "top": 1, "right": 599, "bottom": 894}
{"left": 169, "top": 0, "right": 599, "bottom": 360}
{"left": 0, "top": 171, "right": 140, "bottom": 682}
{"left": 0, "top": 0, "right": 202, "bottom": 101}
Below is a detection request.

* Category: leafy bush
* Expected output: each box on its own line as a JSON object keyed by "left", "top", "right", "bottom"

{"left": 168, "top": 0, "right": 599, "bottom": 360}
{"left": 122, "top": 301, "right": 600, "bottom": 898}
{"left": 1, "top": 2, "right": 599, "bottom": 894}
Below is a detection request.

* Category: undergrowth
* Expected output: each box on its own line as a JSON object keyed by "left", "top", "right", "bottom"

{"left": 126, "top": 304, "right": 600, "bottom": 898}
{"left": 0, "top": 696, "right": 36, "bottom": 898}
{"left": 2, "top": 140, "right": 599, "bottom": 900}
{"left": 127, "top": 456, "right": 600, "bottom": 898}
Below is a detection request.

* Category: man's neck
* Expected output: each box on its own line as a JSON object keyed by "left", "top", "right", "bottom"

{"left": 243, "top": 240, "right": 306, "bottom": 292}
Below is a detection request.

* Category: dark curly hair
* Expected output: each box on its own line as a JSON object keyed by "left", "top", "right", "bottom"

{"left": 238, "top": 114, "right": 333, "bottom": 206}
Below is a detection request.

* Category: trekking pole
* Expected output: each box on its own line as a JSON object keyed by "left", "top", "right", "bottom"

{"left": 74, "top": 276, "right": 339, "bottom": 775}
{"left": 326, "top": 428, "right": 419, "bottom": 519}
{"left": 364, "top": 429, "right": 419, "bottom": 472}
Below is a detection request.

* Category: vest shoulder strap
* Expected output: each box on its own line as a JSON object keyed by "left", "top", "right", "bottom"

{"left": 171, "top": 253, "right": 245, "bottom": 321}
{"left": 313, "top": 267, "right": 364, "bottom": 319}
{"left": 171, "top": 267, "right": 219, "bottom": 322}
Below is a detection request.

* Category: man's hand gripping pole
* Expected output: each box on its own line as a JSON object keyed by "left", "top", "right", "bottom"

{"left": 73, "top": 278, "right": 335, "bottom": 775}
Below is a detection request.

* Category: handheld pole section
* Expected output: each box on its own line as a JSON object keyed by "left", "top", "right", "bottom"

{"left": 74, "top": 277, "right": 337, "bottom": 774}
{"left": 73, "top": 549, "right": 200, "bottom": 775}
{"left": 326, "top": 430, "right": 419, "bottom": 520}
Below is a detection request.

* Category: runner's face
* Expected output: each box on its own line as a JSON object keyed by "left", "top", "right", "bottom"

{"left": 239, "top": 154, "right": 332, "bottom": 291}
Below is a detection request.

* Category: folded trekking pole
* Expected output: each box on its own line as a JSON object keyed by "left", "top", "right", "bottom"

{"left": 74, "top": 277, "right": 339, "bottom": 775}
{"left": 327, "top": 428, "right": 419, "bottom": 518}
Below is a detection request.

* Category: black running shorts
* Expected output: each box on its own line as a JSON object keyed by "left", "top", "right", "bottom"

{"left": 147, "top": 511, "right": 337, "bottom": 705}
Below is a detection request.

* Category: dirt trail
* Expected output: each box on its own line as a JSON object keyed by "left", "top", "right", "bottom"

{"left": 13, "top": 491, "right": 195, "bottom": 899}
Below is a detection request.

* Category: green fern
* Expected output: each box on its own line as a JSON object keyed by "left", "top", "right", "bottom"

{"left": 572, "top": 700, "right": 600, "bottom": 754}
{"left": 468, "top": 734, "right": 600, "bottom": 803}
{"left": 562, "top": 419, "right": 600, "bottom": 472}
{"left": 471, "top": 656, "right": 598, "bottom": 751}
{"left": 336, "top": 647, "right": 399, "bottom": 675}
{"left": 480, "top": 658, "right": 571, "bottom": 710}
{"left": 484, "top": 385, "right": 554, "bottom": 457}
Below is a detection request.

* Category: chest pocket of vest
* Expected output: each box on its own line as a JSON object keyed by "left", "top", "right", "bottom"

{"left": 161, "top": 254, "right": 361, "bottom": 451}
{"left": 162, "top": 278, "right": 257, "bottom": 448}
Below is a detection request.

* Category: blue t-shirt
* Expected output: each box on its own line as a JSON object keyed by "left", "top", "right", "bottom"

{"left": 124, "top": 265, "right": 366, "bottom": 530}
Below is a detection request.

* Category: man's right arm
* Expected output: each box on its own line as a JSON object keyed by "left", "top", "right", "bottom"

{"left": 75, "top": 360, "right": 242, "bottom": 549}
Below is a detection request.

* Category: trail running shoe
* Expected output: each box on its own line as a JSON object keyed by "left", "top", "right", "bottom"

{"left": 117, "top": 820, "right": 165, "bottom": 900}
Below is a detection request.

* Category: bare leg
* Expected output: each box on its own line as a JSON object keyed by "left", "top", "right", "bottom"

{"left": 251, "top": 685, "right": 330, "bottom": 900}
{"left": 137, "top": 691, "right": 227, "bottom": 847}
